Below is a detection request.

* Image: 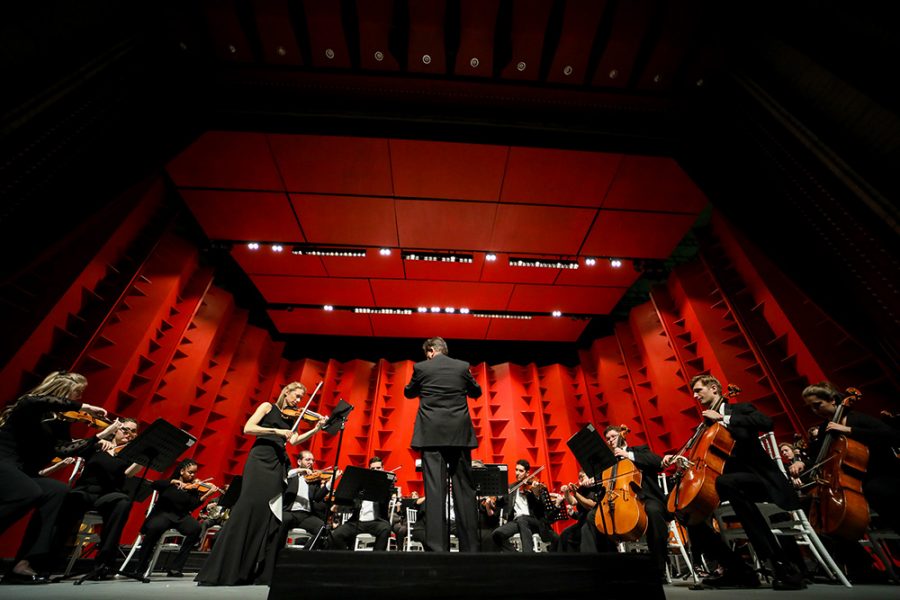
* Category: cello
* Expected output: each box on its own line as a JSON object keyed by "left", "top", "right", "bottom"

{"left": 666, "top": 384, "right": 740, "bottom": 525}
{"left": 806, "top": 387, "right": 870, "bottom": 540}
{"left": 594, "top": 425, "right": 648, "bottom": 542}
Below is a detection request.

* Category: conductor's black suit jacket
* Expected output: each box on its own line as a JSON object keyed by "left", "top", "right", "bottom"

{"left": 404, "top": 353, "right": 482, "bottom": 449}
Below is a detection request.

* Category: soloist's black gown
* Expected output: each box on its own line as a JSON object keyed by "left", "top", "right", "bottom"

{"left": 196, "top": 408, "right": 292, "bottom": 585}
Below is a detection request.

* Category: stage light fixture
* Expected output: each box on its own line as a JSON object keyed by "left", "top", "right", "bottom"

{"left": 552, "top": 310, "right": 562, "bottom": 317}
{"left": 247, "top": 242, "right": 260, "bottom": 251}
{"left": 353, "top": 307, "right": 413, "bottom": 315}
{"left": 471, "top": 313, "right": 532, "bottom": 320}
{"left": 323, "top": 305, "right": 334, "bottom": 311}
{"left": 379, "top": 248, "right": 392, "bottom": 256}
{"left": 445, "top": 307, "right": 455, "bottom": 313}
{"left": 272, "top": 244, "right": 284, "bottom": 252}
{"left": 485, "top": 253, "right": 497, "bottom": 262}
{"left": 402, "top": 251, "right": 473, "bottom": 263}
{"left": 610, "top": 258, "right": 623, "bottom": 268}
{"left": 585, "top": 257, "right": 597, "bottom": 266}
{"left": 417, "top": 307, "right": 428, "bottom": 313}
{"left": 430, "top": 306, "right": 441, "bottom": 313}
{"left": 508, "top": 257, "right": 579, "bottom": 270}
{"left": 459, "top": 307, "right": 470, "bottom": 314}
{"left": 292, "top": 246, "right": 366, "bottom": 257}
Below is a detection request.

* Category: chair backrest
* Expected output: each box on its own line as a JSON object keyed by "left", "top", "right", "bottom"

{"left": 67, "top": 457, "right": 85, "bottom": 486}
{"left": 759, "top": 431, "right": 789, "bottom": 476}
{"left": 406, "top": 507, "right": 417, "bottom": 526}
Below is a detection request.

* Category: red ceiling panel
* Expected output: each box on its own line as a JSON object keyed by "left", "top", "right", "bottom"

{"left": 320, "top": 253, "right": 404, "bottom": 279}
{"left": 301, "top": 0, "right": 351, "bottom": 68}
{"left": 500, "top": 147, "right": 622, "bottom": 207}
{"left": 232, "top": 245, "right": 327, "bottom": 277}
{"left": 407, "top": 0, "right": 447, "bottom": 74}
{"left": 547, "top": 0, "right": 608, "bottom": 84}
{"left": 269, "top": 134, "right": 393, "bottom": 195}
{"left": 268, "top": 308, "right": 374, "bottom": 336}
{"left": 290, "top": 194, "right": 398, "bottom": 247}
{"left": 454, "top": 0, "right": 500, "bottom": 78}
{"left": 252, "top": 0, "right": 304, "bottom": 65}
{"left": 251, "top": 275, "right": 375, "bottom": 305}
{"left": 489, "top": 204, "right": 596, "bottom": 254}
{"left": 581, "top": 210, "right": 698, "bottom": 258}
{"left": 556, "top": 259, "right": 641, "bottom": 287}
{"left": 603, "top": 156, "right": 707, "bottom": 213}
{"left": 390, "top": 140, "right": 507, "bottom": 201}
{"left": 592, "top": 0, "right": 655, "bottom": 88}
{"left": 370, "top": 280, "right": 514, "bottom": 311}
{"left": 370, "top": 314, "right": 491, "bottom": 340}
{"left": 395, "top": 199, "right": 496, "bottom": 250}
{"left": 180, "top": 190, "right": 303, "bottom": 241}
{"left": 500, "top": 0, "right": 554, "bottom": 81}
{"left": 403, "top": 254, "right": 485, "bottom": 282}
{"left": 485, "top": 316, "right": 589, "bottom": 341}
{"left": 478, "top": 254, "right": 560, "bottom": 285}
{"left": 202, "top": 0, "right": 254, "bottom": 63}
{"left": 356, "top": 0, "right": 400, "bottom": 71}
{"left": 167, "top": 131, "right": 283, "bottom": 190}
{"left": 507, "top": 284, "right": 626, "bottom": 314}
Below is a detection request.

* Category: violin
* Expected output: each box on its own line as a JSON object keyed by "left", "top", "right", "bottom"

{"left": 181, "top": 478, "right": 219, "bottom": 494}
{"left": 304, "top": 470, "right": 334, "bottom": 484}
{"left": 665, "top": 384, "right": 740, "bottom": 525}
{"left": 56, "top": 410, "right": 115, "bottom": 429}
{"left": 509, "top": 465, "right": 545, "bottom": 495}
{"left": 807, "top": 387, "right": 870, "bottom": 539}
{"left": 594, "top": 425, "right": 648, "bottom": 542}
{"left": 282, "top": 406, "right": 328, "bottom": 424}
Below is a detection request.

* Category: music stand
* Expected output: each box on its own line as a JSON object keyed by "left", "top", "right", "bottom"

{"left": 305, "top": 399, "right": 354, "bottom": 550}
{"left": 331, "top": 465, "right": 394, "bottom": 548}
{"left": 472, "top": 464, "right": 508, "bottom": 498}
{"left": 566, "top": 424, "right": 616, "bottom": 480}
{"left": 73, "top": 419, "right": 195, "bottom": 585}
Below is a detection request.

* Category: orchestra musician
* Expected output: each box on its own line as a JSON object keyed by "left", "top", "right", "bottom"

{"left": 196, "top": 381, "right": 326, "bottom": 586}
{"left": 404, "top": 336, "right": 482, "bottom": 552}
{"left": 789, "top": 382, "right": 900, "bottom": 582}
{"left": 491, "top": 459, "right": 551, "bottom": 553}
{"left": 0, "top": 371, "right": 109, "bottom": 584}
{"left": 329, "top": 457, "right": 392, "bottom": 551}
{"left": 556, "top": 470, "right": 597, "bottom": 552}
{"left": 276, "top": 449, "right": 336, "bottom": 553}
{"left": 603, "top": 425, "right": 671, "bottom": 583}
{"left": 662, "top": 374, "right": 806, "bottom": 590}
{"left": 54, "top": 416, "right": 142, "bottom": 579}
{"left": 126, "top": 458, "right": 219, "bottom": 578}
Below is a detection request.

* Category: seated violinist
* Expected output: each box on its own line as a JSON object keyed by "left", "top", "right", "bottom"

{"left": 556, "top": 470, "right": 596, "bottom": 552}
{"left": 329, "top": 457, "right": 392, "bottom": 551}
{"left": 127, "top": 458, "right": 218, "bottom": 578}
{"left": 491, "top": 459, "right": 550, "bottom": 553}
{"left": 277, "top": 450, "right": 337, "bottom": 551}
{"left": 54, "top": 417, "right": 142, "bottom": 578}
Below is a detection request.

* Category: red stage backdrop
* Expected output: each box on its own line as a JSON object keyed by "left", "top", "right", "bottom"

{"left": 1, "top": 181, "right": 896, "bottom": 556}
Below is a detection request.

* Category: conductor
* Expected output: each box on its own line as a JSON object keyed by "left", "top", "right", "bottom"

{"left": 404, "top": 337, "right": 482, "bottom": 552}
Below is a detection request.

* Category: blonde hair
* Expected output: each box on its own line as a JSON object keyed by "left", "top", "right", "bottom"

{"left": 0, "top": 371, "right": 88, "bottom": 428}
{"left": 275, "top": 381, "right": 307, "bottom": 410}
{"left": 689, "top": 374, "right": 722, "bottom": 395}
{"left": 802, "top": 381, "right": 841, "bottom": 403}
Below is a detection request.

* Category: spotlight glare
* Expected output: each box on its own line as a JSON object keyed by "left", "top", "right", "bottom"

{"left": 445, "top": 307, "right": 455, "bottom": 313}
{"left": 417, "top": 306, "right": 428, "bottom": 313}
{"left": 379, "top": 248, "right": 392, "bottom": 256}
{"left": 552, "top": 310, "right": 562, "bottom": 317}
{"left": 459, "top": 307, "right": 470, "bottom": 314}
{"left": 430, "top": 306, "right": 441, "bottom": 313}
{"left": 247, "top": 242, "right": 260, "bottom": 251}
{"left": 323, "top": 305, "right": 334, "bottom": 311}
{"left": 272, "top": 244, "right": 284, "bottom": 253}
{"left": 585, "top": 257, "right": 597, "bottom": 266}
{"left": 485, "top": 253, "right": 497, "bottom": 262}
{"left": 610, "top": 258, "right": 623, "bottom": 268}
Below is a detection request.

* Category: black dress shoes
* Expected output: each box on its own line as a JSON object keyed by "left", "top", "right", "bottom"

{"left": 166, "top": 570, "right": 184, "bottom": 578}
{"left": 770, "top": 561, "right": 807, "bottom": 591}
{"left": 1, "top": 571, "right": 50, "bottom": 585}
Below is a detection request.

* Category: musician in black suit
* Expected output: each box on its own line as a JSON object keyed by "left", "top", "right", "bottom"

{"left": 664, "top": 374, "right": 805, "bottom": 590}
{"left": 404, "top": 337, "right": 482, "bottom": 552}
{"left": 329, "top": 457, "right": 391, "bottom": 550}
{"left": 491, "top": 459, "right": 550, "bottom": 552}
{"left": 603, "top": 425, "right": 671, "bottom": 583}
{"left": 277, "top": 450, "right": 333, "bottom": 550}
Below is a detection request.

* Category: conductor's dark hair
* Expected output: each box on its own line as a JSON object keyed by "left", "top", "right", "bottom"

{"left": 423, "top": 337, "right": 448, "bottom": 355}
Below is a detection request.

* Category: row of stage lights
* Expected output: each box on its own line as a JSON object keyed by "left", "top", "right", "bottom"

{"left": 305, "top": 305, "right": 567, "bottom": 319}
{"left": 242, "top": 243, "right": 624, "bottom": 268}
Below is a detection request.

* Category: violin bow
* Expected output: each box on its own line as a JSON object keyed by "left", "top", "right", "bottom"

{"left": 291, "top": 380, "right": 324, "bottom": 433}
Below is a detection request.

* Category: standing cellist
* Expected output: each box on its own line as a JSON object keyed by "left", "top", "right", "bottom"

{"left": 603, "top": 425, "right": 671, "bottom": 585}
{"left": 663, "top": 374, "right": 806, "bottom": 590}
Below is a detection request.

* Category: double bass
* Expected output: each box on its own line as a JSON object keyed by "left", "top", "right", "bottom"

{"left": 666, "top": 384, "right": 740, "bottom": 525}
{"left": 594, "top": 425, "right": 647, "bottom": 542}
{"left": 807, "top": 387, "right": 869, "bottom": 539}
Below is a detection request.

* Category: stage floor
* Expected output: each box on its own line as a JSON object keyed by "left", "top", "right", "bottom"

{"left": 0, "top": 574, "right": 900, "bottom": 600}
{"left": 0, "top": 573, "right": 897, "bottom": 599}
